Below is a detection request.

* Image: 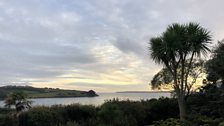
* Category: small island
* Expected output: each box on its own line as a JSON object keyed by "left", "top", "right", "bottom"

{"left": 0, "top": 86, "right": 98, "bottom": 99}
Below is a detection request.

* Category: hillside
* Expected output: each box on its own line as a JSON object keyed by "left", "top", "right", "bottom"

{"left": 0, "top": 86, "right": 98, "bottom": 99}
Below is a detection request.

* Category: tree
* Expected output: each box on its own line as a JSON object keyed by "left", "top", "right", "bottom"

{"left": 4, "top": 91, "right": 32, "bottom": 116}
{"left": 151, "top": 60, "right": 205, "bottom": 98}
{"left": 151, "top": 68, "right": 173, "bottom": 90}
{"left": 149, "top": 22, "right": 211, "bottom": 120}
{"left": 206, "top": 40, "right": 224, "bottom": 86}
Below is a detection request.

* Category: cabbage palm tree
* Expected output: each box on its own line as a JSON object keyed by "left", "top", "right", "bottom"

{"left": 149, "top": 22, "right": 211, "bottom": 120}
{"left": 4, "top": 91, "right": 32, "bottom": 116}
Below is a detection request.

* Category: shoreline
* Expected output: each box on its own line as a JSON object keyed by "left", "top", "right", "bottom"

{"left": 116, "top": 91, "right": 171, "bottom": 93}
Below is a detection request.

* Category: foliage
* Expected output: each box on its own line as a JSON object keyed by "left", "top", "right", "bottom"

{"left": 0, "top": 114, "right": 18, "bottom": 126}
{"left": 152, "top": 84, "right": 224, "bottom": 126}
{"left": 186, "top": 115, "right": 224, "bottom": 126}
{"left": 187, "top": 84, "right": 224, "bottom": 118}
{"left": 151, "top": 68, "right": 173, "bottom": 89}
{"left": 151, "top": 60, "right": 205, "bottom": 96}
{"left": 0, "top": 108, "right": 12, "bottom": 114}
{"left": 19, "top": 104, "right": 98, "bottom": 126}
{"left": 0, "top": 98, "right": 179, "bottom": 126}
{"left": 152, "top": 118, "right": 185, "bottom": 126}
{"left": 206, "top": 40, "right": 224, "bottom": 85}
{"left": 4, "top": 91, "right": 32, "bottom": 115}
{"left": 219, "top": 121, "right": 224, "bottom": 126}
{"left": 144, "top": 98, "right": 179, "bottom": 124}
{"left": 64, "top": 121, "right": 80, "bottom": 126}
{"left": 152, "top": 116, "right": 224, "bottom": 126}
{"left": 149, "top": 22, "right": 211, "bottom": 120}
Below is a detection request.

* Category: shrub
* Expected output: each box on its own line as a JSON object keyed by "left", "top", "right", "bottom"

{"left": 20, "top": 106, "right": 55, "bottom": 126}
{"left": 219, "top": 121, "right": 224, "bottom": 126}
{"left": 144, "top": 98, "right": 179, "bottom": 124}
{"left": 98, "top": 103, "right": 137, "bottom": 126}
{"left": 186, "top": 115, "right": 224, "bottom": 126}
{"left": 64, "top": 104, "right": 97, "bottom": 123}
{"left": 0, "top": 98, "right": 182, "bottom": 126}
{"left": 152, "top": 118, "right": 185, "bottom": 126}
{"left": 187, "top": 84, "right": 224, "bottom": 118}
{"left": 19, "top": 104, "right": 98, "bottom": 126}
{"left": 58, "top": 121, "right": 80, "bottom": 126}
{"left": 0, "top": 114, "right": 17, "bottom": 126}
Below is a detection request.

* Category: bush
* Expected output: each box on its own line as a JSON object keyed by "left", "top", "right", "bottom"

{"left": 144, "top": 98, "right": 179, "bottom": 124}
{"left": 187, "top": 84, "right": 224, "bottom": 118}
{"left": 219, "top": 121, "right": 224, "bottom": 126}
{"left": 0, "top": 114, "right": 17, "bottom": 126}
{"left": 64, "top": 104, "right": 97, "bottom": 123}
{"left": 19, "top": 104, "right": 98, "bottom": 126}
{"left": 102, "top": 100, "right": 145, "bottom": 125}
{"left": 186, "top": 115, "right": 224, "bottom": 126}
{"left": 97, "top": 97, "right": 178, "bottom": 126}
{"left": 58, "top": 121, "right": 80, "bottom": 126}
{"left": 152, "top": 118, "right": 185, "bottom": 126}
{"left": 98, "top": 103, "right": 137, "bottom": 126}
{"left": 18, "top": 98, "right": 179, "bottom": 126}
{"left": 20, "top": 106, "right": 54, "bottom": 126}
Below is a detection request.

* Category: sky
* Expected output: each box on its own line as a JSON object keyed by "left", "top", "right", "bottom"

{"left": 0, "top": 0, "right": 224, "bottom": 92}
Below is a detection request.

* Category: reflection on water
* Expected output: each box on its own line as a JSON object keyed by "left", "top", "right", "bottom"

{"left": 0, "top": 92, "right": 170, "bottom": 107}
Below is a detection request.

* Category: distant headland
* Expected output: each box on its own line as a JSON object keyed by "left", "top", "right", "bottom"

{"left": 116, "top": 91, "right": 171, "bottom": 93}
{"left": 0, "top": 85, "right": 98, "bottom": 100}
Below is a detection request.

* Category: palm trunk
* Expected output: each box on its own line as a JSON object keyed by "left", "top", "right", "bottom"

{"left": 174, "top": 69, "right": 187, "bottom": 121}
{"left": 177, "top": 93, "right": 187, "bottom": 121}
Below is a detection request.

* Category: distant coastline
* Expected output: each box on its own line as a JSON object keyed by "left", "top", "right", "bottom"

{"left": 0, "top": 85, "right": 98, "bottom": 100}
{"left": 116, "top": 91, "right": 171, "bottom": 93}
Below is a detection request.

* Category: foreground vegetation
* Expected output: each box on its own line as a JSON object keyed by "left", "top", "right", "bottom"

{"left": 0, "top": 86, "right": 98, "bottom": 99}
{"left": 0, "top": 84, "right": 224, "bottom": 126}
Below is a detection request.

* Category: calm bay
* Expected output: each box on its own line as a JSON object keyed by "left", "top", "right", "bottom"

{"left": 0, "top": 92, "right": 170, "bottom": 107}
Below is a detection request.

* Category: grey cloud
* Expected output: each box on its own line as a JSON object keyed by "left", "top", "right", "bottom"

{"left": 112, "top": 36, "right": 144, "bottom": 56}
{"left": 65, "top": 82, "right": 148, "bottom": 92}
{"left": 0, "top": 38, "right": 96, "bottom": 80}
{"left": 0, "top": 0, "right": 223, "bottom": 91}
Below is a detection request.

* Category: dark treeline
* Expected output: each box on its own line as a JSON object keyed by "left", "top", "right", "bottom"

{"left": 0, "top": 84, "right": 224, "bottom": 126}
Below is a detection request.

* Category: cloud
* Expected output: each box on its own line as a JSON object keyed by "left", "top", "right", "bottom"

{"left": 0, "top": 0, "right": 223, "bottom": 92}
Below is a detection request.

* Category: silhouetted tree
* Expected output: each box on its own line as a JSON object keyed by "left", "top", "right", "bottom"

{"left": 206, "top": 40, "right": 224, "bottom": 86}
{"left": 149, "top": 22, "right": 211, "bottom": 120}
{"left": 4, "top": 91, "right": 32, "bottom": 117}
{"left": 151, "top": 60, "right": 205, "bottom": 99}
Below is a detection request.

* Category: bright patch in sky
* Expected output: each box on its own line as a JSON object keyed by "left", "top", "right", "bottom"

{"left": 0, "top": 0, "right": 224, "bottom": 92}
